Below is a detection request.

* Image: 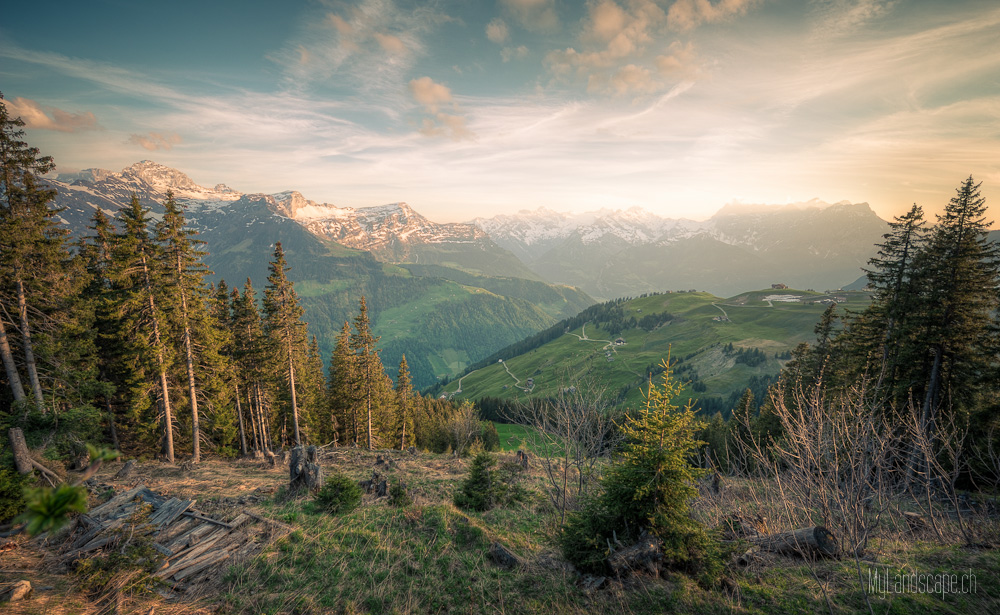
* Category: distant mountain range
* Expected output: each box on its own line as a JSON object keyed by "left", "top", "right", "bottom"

{"left": 45, "top": 161, "right": 593, "bottom": 388}
{"left": 473, "top": 200, "right": 890, "bottom": 299}
{"left": 46, "top": 160, "right": 902, "bottom": 386}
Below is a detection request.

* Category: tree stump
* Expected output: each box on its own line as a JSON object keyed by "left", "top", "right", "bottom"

{"left": 751, "top": 526, "right": 839, "bottom": 558}
{"left": 8, "top": 428, "right": 32, "bottom": 475}
{"left": 515, "top": 450, "right": 529, "bottom": 470}
{"left": 114, "top": 459, "right": 136, "bottom": 481}
{"left": 289, "top": 446, "right": 324, "bottom": 492}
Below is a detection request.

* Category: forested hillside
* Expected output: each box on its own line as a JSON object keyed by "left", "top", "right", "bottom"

{"left": 0, "top": 100, "right": 498, "bottom": 466}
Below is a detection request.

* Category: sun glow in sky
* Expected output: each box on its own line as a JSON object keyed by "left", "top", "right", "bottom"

{"left": 2, "top": 0, "right": 999, "bottom": 223}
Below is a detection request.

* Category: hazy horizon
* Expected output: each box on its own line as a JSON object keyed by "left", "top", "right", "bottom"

{"left": 3, "top": 0, "right": 999, "bottom": 224}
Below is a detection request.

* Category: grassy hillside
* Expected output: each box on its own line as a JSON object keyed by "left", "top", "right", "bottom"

{"left": 13, "top": 453, "right": 994, "bottom": 615}
{"left": 440, "top": 288, "right": 871, "bottom": 411}
{"left": 197, "top": 200, "right": 570, "bottom": 389}
{"left": 400, "top": 264, "right": 594, "bottom": 320}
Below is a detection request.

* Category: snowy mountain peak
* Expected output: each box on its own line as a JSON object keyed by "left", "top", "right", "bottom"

{"left": 120, "top": 160, "right": 202, "bottom": 192}
{"left": 56, "top": 168, "right": 115, "bottom": 183}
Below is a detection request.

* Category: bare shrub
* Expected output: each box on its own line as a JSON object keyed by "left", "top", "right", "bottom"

{"left": 505, "top": 379, "right": 622, "bottom": 523}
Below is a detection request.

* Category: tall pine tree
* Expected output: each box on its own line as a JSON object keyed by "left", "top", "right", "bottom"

{"left": 262, "top": 243, "right": 309, "bottom": 446}
{"left": 110, "top": 195, "right": 176, "bottom": 462}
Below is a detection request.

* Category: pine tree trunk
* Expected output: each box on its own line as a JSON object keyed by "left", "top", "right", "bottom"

{"left": 908, "top": 347, "right": 943, "bottom": 485}
{"left": 179, "top": 284, "right": 200, "bottom": 462}
{"left": 366, "top": 347, "right": 373, "bottom": 450}
{"left": 400, "top": 410, "right": 406, "bottom": 451}
{"left": 8, "top": 427, "right": 32, "bottom": 475}
{"left": 255, "top": 382, "right": 271, "bottom": 452}
{"left": 235, "top": 382, "right": 248, "bottom": 457}
{"left": 250, "top": 384, "right": 262, "bottom": 452}
{"left": 15, "top": 278, "right": 44, "bottom": 413}
{"left": 0, "top": 312, "right": 26, "bottom": 403}
{"left": 287, "top": 333, "right": 301, "bottom": 446}
{"left": 142, "top": 254, "right": 174, "bottom": 463}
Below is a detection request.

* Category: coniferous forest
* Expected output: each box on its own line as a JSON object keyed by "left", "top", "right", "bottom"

{"left": 0, "top": 96, "right": 490, "bottom": 467}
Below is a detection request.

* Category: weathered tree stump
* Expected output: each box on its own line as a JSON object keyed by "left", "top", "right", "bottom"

{"left": 515, "top": 449, "right": 529, "bottom": 470}
{"left": 114, "top": 459, "right": 136, "bottom": 481}
{"left": 8, "top": 428, "right": 32, "bottom": 475}
{"left": 289, "top": 446, "right": 324, "bottom": 492}
{"left": 487, "top": 541, "right": 524, "bottom": 569}
{"left": 608, "top": 532, "right": 663, "bottom": 577}
{"left": 751, "top": 526, "right": 839, "bottom": 558}
{"left": 306, "top": 445, "right": 318, "bottom": 464}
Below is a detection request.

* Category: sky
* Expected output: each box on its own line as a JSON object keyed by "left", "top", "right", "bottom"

{"left": 2, "top": 0, "right": 999, "bottom": 224}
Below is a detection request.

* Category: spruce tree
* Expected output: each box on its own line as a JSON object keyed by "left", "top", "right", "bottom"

{"left": 395, "top": 355, "right": 415, "bottom": 450}
{"left": 912, "top": 178, "right": 999, "bottom": 432}
{"left": 328, "top": 321, "right": 354, "bottom": 445}
{"left": 110, "top": 194, "right": 176, "bottom": 462}
{"left": 350, "top": 296, "right": 392, "bottom": 449}
{"left": 156, "top": 192, "right": 218, "bottom": 462}
{"left": 0, "top": 91, "right": 85, "bottom": 413}
{"left": 262, "top": 243, "right": 309, "bottom": 446}
{"left": 232, "top": 280, "right": 273, "bottom": 455}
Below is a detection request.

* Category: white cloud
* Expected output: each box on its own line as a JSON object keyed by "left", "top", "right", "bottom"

{"left": 2, "top": 96, "right": 99, "bottom": 132}
{"left": 486, "top": 18, "right": 509, "bottom": 44}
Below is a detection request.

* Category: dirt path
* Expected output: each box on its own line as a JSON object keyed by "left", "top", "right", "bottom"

{"left": 565, "top": 323, "right": 614, "bottom": 350}
{"left": 712, "top": 303, "right": 730, "bottom": 319}
{"left": 499, "top": 359, "right": 531, "bottom": 392}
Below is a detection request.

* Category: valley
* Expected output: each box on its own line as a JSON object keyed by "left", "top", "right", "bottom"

{"left": 440, "top": 288, "right": 872, "bottom": 411}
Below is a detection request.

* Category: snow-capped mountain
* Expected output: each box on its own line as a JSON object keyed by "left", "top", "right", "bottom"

{"left": 46, "top": 161, "right": 538, "bottom": 280}
{"left": 471, "top": 207, "right": 704, "bottom": 262}
{"left": 473, "top": 201, "right": 888, "bottom": 299}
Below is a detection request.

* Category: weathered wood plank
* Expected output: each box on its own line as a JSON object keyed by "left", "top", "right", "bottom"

{"left": 90, "top": 484, "right": 146, "bottom": 517}
{"left": 181, "top": 511, "right": 234, "bottom": 529}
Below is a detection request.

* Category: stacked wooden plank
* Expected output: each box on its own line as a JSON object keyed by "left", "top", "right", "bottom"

{"left": 59, "top": 484, "right": 291, "bottom": 594}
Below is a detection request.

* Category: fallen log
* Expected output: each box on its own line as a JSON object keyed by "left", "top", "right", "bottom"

{"left": 750, "top": 526, "right": 839, "bottom": 558}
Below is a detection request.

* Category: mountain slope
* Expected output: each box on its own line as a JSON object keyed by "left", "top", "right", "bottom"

{"left": 439, "top": 288, "right": 872, "bottom": 411}
{"left": 45, "top": 161, "right": 593, "bottom": 387}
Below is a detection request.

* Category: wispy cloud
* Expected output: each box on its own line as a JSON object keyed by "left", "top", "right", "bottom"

{"left": 667, "top": 0, "right": 761, "bottom": 31}
{"left": 409, "top": 76, "right": 475, "bottom": 140}
{"left": 127, "top": 132, "right": 182, "bottom": 151}
{"left": 1, "top": 96, "right": 99, "bottom": 132}
{"left": 501, "top": 0, "right": 560, "bottom": 33}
